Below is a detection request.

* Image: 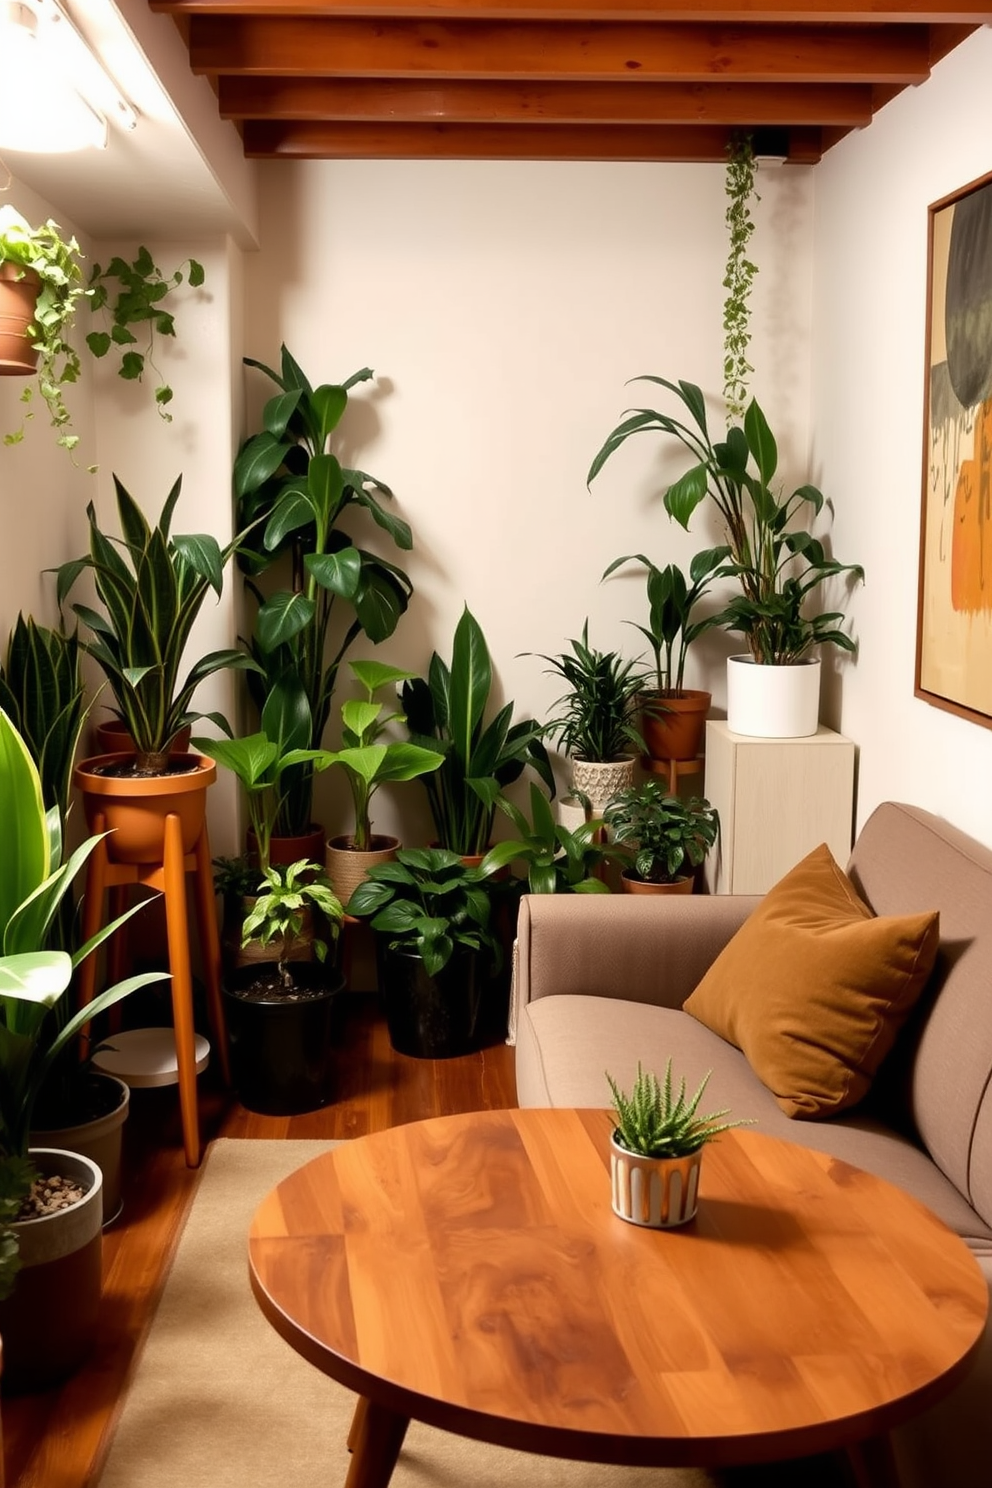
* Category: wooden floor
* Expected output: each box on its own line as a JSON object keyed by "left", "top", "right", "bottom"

{"left": 1, "top": 990, "right": 518, "bottom": 1488}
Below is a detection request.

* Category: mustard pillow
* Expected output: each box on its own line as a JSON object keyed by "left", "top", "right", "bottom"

{"left": 682, "top": 844, "right": 940, "bottom": 1119}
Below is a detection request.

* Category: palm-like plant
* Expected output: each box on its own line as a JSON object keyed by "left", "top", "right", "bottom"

{"left": 607, "top": 1060, "right": 750, "bottom": 1158}
{"left": 234, "top": 345, "right": 413, "bottom": 834}
{"left": 534, "top": 622, "right": 645, "bottom": 763}
{"left": 402, "top": 607, "right": 554, "bottom": 857}
{"left": 55, "top": 475, "right": 257, "bottom": 774}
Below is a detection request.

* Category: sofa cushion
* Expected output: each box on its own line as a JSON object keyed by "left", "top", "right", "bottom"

{"left": 682, "top": 844, "right": 940, "bottom": 1119}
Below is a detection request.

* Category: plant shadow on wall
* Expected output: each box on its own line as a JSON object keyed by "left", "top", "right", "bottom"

{"left": 233, "top": 345, "right": 413, "bottom": 842}
{"left": 0, "top": 204, "right": 204, "bottom": 455}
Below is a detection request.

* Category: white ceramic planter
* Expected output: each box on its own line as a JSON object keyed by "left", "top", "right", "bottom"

{"left": 610, "top": 1138, "right": 703, "bottom": 1228}
{"left": 726, "top": 654, "right": 821, "bottom": 739}
{"left": 569, "top": 755, "right": 636, "bottom": 816}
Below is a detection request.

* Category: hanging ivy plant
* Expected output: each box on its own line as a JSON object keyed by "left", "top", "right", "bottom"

{"left": 722, "top": 133, "right": 759, "bottom": 424}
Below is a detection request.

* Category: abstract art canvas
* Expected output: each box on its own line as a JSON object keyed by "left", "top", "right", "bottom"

{"left": 917, "top": 169, "right": 992, "bottom": 727}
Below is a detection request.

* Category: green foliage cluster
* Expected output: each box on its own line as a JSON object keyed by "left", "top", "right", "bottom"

{"left": 603, "top": 550, "right": 726, "bottom": 695}
{"left": 240, "top": 859, "right": 343, "bottom": 987}
{"left": 534, "top": 622, "right": 645, "bottom": 764}
{"left": 607, "top": 1059, "right": 750, "bottom": 1158}
{"left": 723, "top": 134, "right": 759, "bottom": 423}
{"left": 0, "top": 616, "right": 87, "bottom": 838}
{"left": 604, "top": 782, "right": 719, "bottom": 884}
{"left": 482, "top": 783, "right": 620, "bottom": 894}
{"left": 86, "top": 247, "right": 205, "bottom": 420}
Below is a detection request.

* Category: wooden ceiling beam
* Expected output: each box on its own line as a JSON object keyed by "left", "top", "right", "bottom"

{"left": 219, "top": 75, "right": 874, "bottom": 124}
{"left": 241, "top": 118, "right": 825, "bottom": 158}
{"left": 154, "top": 1, "right": 992, "bottom": 22}
{"left": 188, "top": 17, "right": 933, "bottom": 83}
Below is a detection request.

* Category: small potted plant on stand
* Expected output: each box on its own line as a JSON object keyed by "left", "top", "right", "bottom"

{"left": 322, "top": 658, "right": 444, "bottom": 903}
{"left": 602, "top": 548, "right": 727, "bottom": 764}
{"left": 606, "top": 1060, "right": 751, "bottom": 1228}
{"left": 223, "top": 860, "right": 345, "bottom": 1115}
{"left": 347, "top": 847, "right": 505, "bottom": 1058}
{"left": 531, "top": 622, "right": 645, "bottom": 815}
{"left": 604, "top": 781, "right": 719, "bottom": 895}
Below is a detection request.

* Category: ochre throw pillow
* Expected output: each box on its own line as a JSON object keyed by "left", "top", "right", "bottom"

{"left": 682, "top": 844, "right": 940, "bottom": 1119}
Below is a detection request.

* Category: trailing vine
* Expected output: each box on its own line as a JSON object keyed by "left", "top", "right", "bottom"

{"left": 722, "top": 133, "right": 759, "bottom": 424}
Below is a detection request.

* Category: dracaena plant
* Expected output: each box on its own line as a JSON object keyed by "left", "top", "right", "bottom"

{"left": 400, "top": 606, "right": 555, "bottom": 857}
{"left": 55, "top": 474, "right": 258, "bottom": 774}
{"left": 321, "top": 659, "right": 443, "bottom": 853}
{"left": 0, "top": 709, "right": 160, "bottom": 1299}
{"left": 234, "top": 346, "right": 414, "bottom": 835}
{"left": 589, "top": 382, "right": 864, "bottom": 666}
{"left": 532, "top": 622, "right": 646, "bottom": 764}
{"left": 607, "top": 1059, "right": 752, "bottom": 1159}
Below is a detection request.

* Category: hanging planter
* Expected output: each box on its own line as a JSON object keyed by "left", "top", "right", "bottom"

{"left": 726, "top": 654, "right": 821, "bottom": 738}
{"left": 0, "top": 262, "right": 41, "bottom": 375}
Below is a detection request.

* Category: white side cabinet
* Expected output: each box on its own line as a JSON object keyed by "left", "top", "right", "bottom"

{"left": 703, "top": 721, "right": 856, "bottom": 895}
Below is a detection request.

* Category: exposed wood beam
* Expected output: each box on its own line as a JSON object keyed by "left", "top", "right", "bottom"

{"left": 218, "top": 75, "right": 874, "bottom": 124}
{"left": 153, "top": 1, "right": 992, "bottom": 22}
{"left": 242, "top": 118, "right": 825, "bottom": 158}
{"left": 188, "top": 18, "right": 933, "bottom": 84}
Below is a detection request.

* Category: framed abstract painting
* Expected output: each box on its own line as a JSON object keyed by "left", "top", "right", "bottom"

{"left": 916, "top": 168, "right": 992, "bottom": 728}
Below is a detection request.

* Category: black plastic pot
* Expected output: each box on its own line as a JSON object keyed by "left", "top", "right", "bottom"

{"left": 377, "top": 943, "right": 496, "bottom": 1059}
{"left": 223, "top": 961, "right": 345, "bottom": 1115}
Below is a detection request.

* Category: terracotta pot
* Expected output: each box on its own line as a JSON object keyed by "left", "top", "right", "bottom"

{"left": 325, "top": 833, "right": 400, "bottom": 909}
{"left": 0, "top": 1150, "right": 104, "bottom": 1391}
{"left": 93, "top": 719, "right": 192, "bottom": 756}
{"left": 0, "top": 263, "right": 40, "bottom": 375}
{"left": 73, "top": 752, "right": 216, "bottom": 866}
{"left": 569, "top": 755, "right": 637, "bottom": 816}
{"left": 30, "top": 1074, "right": 130, "bottom": 1226}
{"left": 640, "top": 689, "right": 711, "bottom": 763}
{"left": 248, "top": 824, "right": 326, "bottom": 870}
{"left": 610, "top": 1136, "right": 703, "bottom": 1228}
{"left": 620, "top": 869, "right": 694, "bottom": 895}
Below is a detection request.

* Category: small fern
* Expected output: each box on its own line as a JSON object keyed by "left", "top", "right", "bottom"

{"left": 607, "top": 1059, "right": 752, "bottom": 1157}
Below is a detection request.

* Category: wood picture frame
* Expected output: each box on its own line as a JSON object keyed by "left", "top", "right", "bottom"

{"left": 916, "top": 167, "right": 992, "bottom": 729}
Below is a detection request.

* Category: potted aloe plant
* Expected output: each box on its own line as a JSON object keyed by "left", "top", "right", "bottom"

{"left": 607, "top": 1060, "right": 751, "bottom": 1228}
{"left": 0, "top": 708, "right": 161, "bottom": 1386}
{"left": 56, "top": 474, "right": 257, "bottom": 866}
{"left": 322, "top": 659, "right": 444, "bottom": 904}
{"left": 402, "top": 607, "right": 554, "bottom": 858}
{"left": 234, "top": 345, "right": 414, "bottom": 843}
{"left": 347, "top": 847, "right": 505, "bottom": 1058}
{"left": 603, "top": 781, "right": 719, "bottom": 894}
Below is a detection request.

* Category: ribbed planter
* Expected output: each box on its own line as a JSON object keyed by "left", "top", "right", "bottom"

{"left": 325, "top": 834, "right": 399, "bottom": 910}
{"left": 376, "top": 943, "right": 491, "bottom": 1059}
{"left": 726, "top": 655, "right": 821, "bottom": 739}
{"left": 0, "top": 262, "right": 40, "bottom": 375}
{"left": 619, "top": 870, "right": 694, "bottom": 896}
{"left": 569, "top": 755, "right": 637, "bottom": 816}
{"left": 0, "top": 1150, "right": 104, "bottom": 1391}
{"left": 30, "top": 1074, "right": 130, "bottom": 1226}
{"left": 610, "top": 1137, "right": 702, "bottom": 1228}
{"left": 73, "top": 753, "right": 215, "bottom": 866}
{"left": 224, "top": 961, "right": 345, "bottom": 1115}
{"left": 640, "top": 690, "right": 711, "bottom": 763}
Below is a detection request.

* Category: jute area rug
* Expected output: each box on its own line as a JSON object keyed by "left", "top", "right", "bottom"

{"left": 95, "top": 1139, "right": 839, "bottom": 1488}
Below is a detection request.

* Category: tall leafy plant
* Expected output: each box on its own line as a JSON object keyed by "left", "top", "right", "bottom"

{"left": 0, "top": 616, "right": 87, "bottom": 838}
{"left": 401, "top": 607, "right": 554, "bottom": 857}
{"left": 56, "top": 474, "right": 256, "bottom": 772}
{"left": 234, "top": 345, "right": 413, "bottom": 834}
{"left": 602, "top": 549, "right": 727, "bottom": 695}
{"left": 533, "top": 623, "right": 645, "bottom": 763}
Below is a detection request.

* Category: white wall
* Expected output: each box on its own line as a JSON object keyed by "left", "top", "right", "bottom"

{"left": 244, "top": 157, "right": 814, "bottom": 842}
{"left": 812, "top": 26, "right": 992, "bottom": 845}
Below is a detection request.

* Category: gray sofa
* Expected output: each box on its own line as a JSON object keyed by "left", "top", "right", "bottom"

{"left": 514, "top": 801, "right": 992, "bottom": 1488}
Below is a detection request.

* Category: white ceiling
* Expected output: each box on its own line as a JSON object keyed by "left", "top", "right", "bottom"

{"left": 3, "top": 0, "right": 257, "bottom": 246}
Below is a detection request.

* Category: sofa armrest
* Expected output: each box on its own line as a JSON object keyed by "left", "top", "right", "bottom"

{"left": 515, "top": 893, "right": 761, "bottom": 1013}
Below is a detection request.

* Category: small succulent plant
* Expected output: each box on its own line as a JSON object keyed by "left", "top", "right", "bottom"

{"left": 607, "top": 1059, "right": 752, "bottom": 1158}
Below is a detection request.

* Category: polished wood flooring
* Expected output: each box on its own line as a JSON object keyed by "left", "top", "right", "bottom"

{"left": 1, "top": 989, "right": 518, "bottom": 1488}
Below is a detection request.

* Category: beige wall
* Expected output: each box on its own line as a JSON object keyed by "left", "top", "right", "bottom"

{"left": 812, "top": 26, "right": 992, "bottom": 847}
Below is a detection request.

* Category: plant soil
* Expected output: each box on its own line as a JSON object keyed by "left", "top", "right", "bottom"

{"left": 231, "top": 971, "right": 334, "bottom": 1003}
{"left": 16, "top": 1174, "right": 87, "bottom": 1221}
{"left": 87, "top": 757, "right": 201, "bottom": 780}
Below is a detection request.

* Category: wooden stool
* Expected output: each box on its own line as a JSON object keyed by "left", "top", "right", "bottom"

{"left": 76, "top": 810, "right": 229, "bottom": 1168}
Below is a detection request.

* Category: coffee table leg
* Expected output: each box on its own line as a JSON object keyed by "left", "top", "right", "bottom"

{"left": 845, "top": 1432, "right": 902, "bottom": 1488}
{"left": 344, "top": 1396, "right": 409, "bottom": 1488}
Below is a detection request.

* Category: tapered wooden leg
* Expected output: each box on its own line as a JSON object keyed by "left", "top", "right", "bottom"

{"left": 343, "top": 1398, "right": 408, "bottom": 1488}
{"left": 846, "top": 1432, "right": 902, "bottom": 1488}
{"left": 106, "top": 884, "right": 130, "bottom": 1032}
{"left": 77, "top": 820, "right": 110, "bottom": 1048}
{"left": 193, "top": 823, "right": 230, "bottom": 1084}
{"left": 162, "top": 813, "right": 201, "bottom": 1168}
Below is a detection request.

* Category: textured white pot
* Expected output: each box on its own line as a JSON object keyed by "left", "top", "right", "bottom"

{"left": 569, "top": 755, "right": 636, "bottom": 816}
{"left": 726, "top": 655, "right": 821, "bottom": 739}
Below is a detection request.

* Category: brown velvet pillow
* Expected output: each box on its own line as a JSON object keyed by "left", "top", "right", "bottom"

{"left": 682, "top": 844, "right": 940, "bottom": 1119}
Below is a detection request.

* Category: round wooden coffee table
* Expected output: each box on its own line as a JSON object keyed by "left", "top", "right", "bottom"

{"left": 248, "top": 1108, "right": 987, "bottom": 1488}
